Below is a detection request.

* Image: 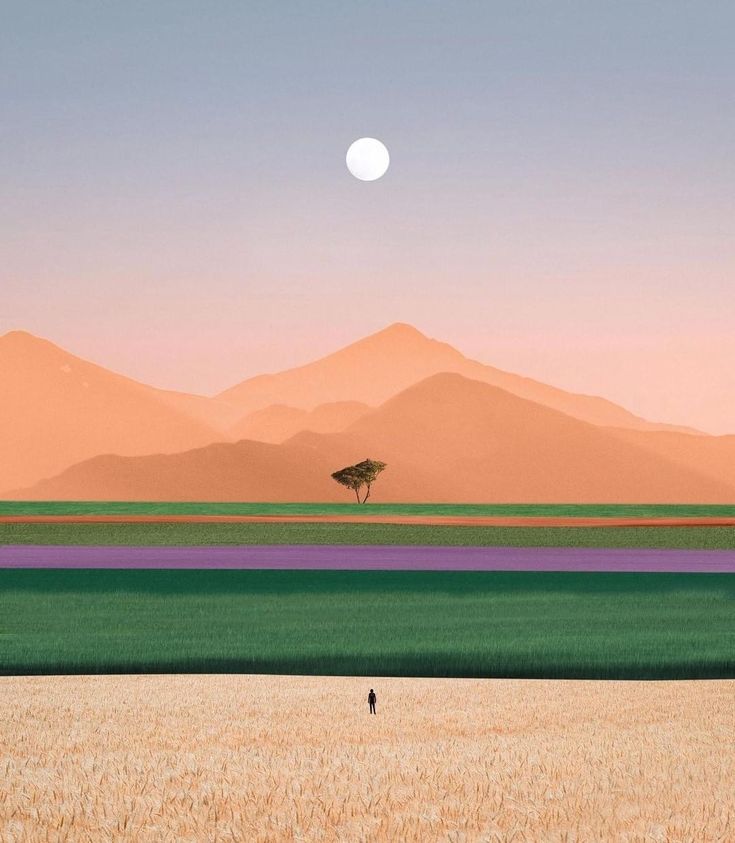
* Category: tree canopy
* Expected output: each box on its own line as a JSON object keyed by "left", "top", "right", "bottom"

{"left": 331, "top": 458, "right": 387, "bottom": 504}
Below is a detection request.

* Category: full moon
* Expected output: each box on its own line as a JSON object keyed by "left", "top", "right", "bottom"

{"left": 346, "top": 137, "right": 390, "bottom": 181}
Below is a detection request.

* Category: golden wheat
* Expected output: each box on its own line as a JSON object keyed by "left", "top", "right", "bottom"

{"left": 0, "top": 675, "right": 733, "bottom": 842}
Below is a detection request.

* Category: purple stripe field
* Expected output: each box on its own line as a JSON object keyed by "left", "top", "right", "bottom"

{"left": 1, "top": 544, "right": 735, "bottom": 572}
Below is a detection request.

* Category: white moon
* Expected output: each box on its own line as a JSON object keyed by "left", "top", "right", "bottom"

{"left": 346, "top": 137, "right": 390, "bottom": 181}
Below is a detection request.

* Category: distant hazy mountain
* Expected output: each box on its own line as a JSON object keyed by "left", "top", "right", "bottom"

{"left": 0, "top": 323, "right": 710, "bottom": 495}
{"left": 606, "top": 426, "right": 735, "bottom": 492}
{"left": 228, "top": 401, "right": 371, "bottom": 443}
{"left": 0, "top": 331, "right": 234, "bottom": 491}
{"left": 218, "top": 322, "right": 699, "bottom": 434}
{"left": 16, "top": 372, "right": 734, "bottom": 503}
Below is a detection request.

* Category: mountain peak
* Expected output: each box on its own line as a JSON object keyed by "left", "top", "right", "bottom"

{"left": 379, "top": 322, "right": 427, "bottom": 338}
{"left": 354, "top": 322, "right": 431, "bottom": 349}
{"left": 0, "top": 330, "right": 67, "bottom": 360}
{"left": 1, "top": 329, "right": 43, "bottom": 346}
{"left": 353, "top": 322, "right": 451, "bottom": 354}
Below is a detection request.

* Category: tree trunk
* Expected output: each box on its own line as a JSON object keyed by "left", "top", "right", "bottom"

{"left": 362, "top": 485, "right": 371, "bottom": 504}
{"left": 354, "top": 487, "right": 361, "bottom": 504}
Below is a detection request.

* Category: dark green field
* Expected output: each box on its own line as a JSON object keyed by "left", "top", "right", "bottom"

{"left": 3, "top": 521, "right": 735, "bottom": 548}
{"left": 1, "top": 569, "right": 733, "bottom": 678}
{"left": 3, "top": 502, "right": 733, "bottom": 679}
{"left": 3, "top": 501, "right": 735, "bottom": 517}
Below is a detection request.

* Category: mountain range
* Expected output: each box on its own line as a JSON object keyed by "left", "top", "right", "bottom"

{"left": 2, "top": 323, "right": 733, "bottom": 502}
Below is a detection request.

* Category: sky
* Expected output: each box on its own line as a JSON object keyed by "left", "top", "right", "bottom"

{"left": 2, "top": 1, "right": 733, "bottom": 432}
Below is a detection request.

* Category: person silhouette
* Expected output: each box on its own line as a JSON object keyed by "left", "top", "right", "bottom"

{"left": 368, "top": 688, "right": 376, "bottom": 715}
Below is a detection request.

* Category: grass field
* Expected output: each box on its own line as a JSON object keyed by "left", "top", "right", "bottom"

{"left": 1, "top": 569, "right": 733, "bottom": 678}
{"left": 1, "top": 674, "right": 732, "bottom": 842}
{"left": 4, "top": 501, "right": 735, "bottom": 517}
{"left": 3, "top": 521, "right": 735, "bottom": 548}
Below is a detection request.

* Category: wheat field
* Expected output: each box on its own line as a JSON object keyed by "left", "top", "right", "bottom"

{"left": 1, "top": 675, "right": 732, "bottom": 842}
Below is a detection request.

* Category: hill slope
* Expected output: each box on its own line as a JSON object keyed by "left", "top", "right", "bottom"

{"left": 0, "top": 331, "right": 234, "bottom": 491}
{"left": 606, "top": 427, "right": 735, "bottom": 490}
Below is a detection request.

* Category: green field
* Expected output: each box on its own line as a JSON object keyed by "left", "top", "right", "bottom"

{"left": 1, "top": 569, "right": 733, "bottom": 678}
{"left": 3, "top": 521, "right": 735, "bottom": 548}
{"left": 3, "top": 501, "right": 735, "bottom": 517}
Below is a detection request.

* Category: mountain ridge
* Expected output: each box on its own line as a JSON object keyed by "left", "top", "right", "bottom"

{"left": 12, "top": 371, "right": 734, "bottom": 503}
{"left": 0, "top": 330, "right": 235, "bottom": 491}
{"left": 217, "top": 322, "right": 701, "bottom": 435}
{"left": 0, "top": 323, "right": 713, "bottom": 494}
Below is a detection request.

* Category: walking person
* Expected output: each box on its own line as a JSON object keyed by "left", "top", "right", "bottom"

{"left": 368, "top": 688, "right": 377, "bottom": 715}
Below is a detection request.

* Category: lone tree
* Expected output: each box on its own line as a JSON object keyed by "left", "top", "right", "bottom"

{"left": 331, "top": 458, "right": 387, "bottom": 504}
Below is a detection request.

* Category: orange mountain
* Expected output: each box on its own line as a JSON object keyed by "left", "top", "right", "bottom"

{"left": 218, "top": 323, "right": 698, "bottom": 434}
{"left": 0, "top": 324, "right": 715, "bottom": 496}
{"left": 606, "top": 427, "right": 735, "bottom": 492}
{"left": 9, "top": 441, "right": 343, "bottom": 502}
{"left": 0, "top": 331, "right": 236, "bottom": 492}
{"left": 18, "top": 373, "right": 735, "bottom": 502}
{"left": 228, "top": 401, "right": 371, "bottom": 444}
